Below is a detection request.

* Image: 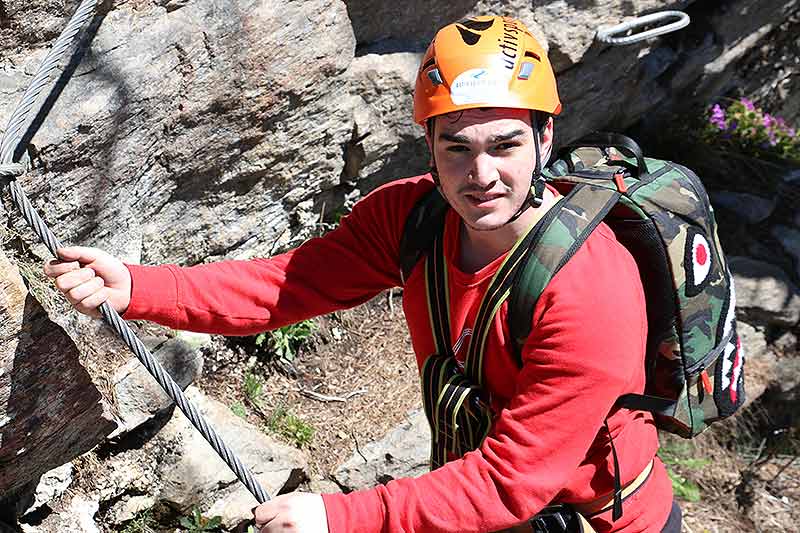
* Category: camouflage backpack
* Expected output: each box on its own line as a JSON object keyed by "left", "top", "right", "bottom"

{"left": 399, "top": 133, "right": 745, "bottom": 442}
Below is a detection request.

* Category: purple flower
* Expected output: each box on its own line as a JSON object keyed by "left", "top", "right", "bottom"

{"left": 728, "top": 120, "right": 738, "bottom": 132}
{"left": 790, "top": 128, "right": 797, "bottom": 137}
{"left": 741, "top": 98, "right": 755, "bottom": 111}
{"left": 763, "top": 114, "right": 776, "bottom": 129}
{"left": 709, "top": 104, "right": 727, "bottom": 130}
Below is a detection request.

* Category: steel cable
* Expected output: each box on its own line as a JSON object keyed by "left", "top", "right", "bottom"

{"left": 1, "top": 0, "right": 269, "bottom": 504}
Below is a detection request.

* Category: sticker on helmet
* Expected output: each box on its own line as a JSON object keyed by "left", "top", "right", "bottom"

{"left": 450, "top": 68, "right": 510, "bottom": 106}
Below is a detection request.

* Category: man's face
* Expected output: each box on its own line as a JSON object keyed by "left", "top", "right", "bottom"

{"left": 430, "top": 108, "right": 546, "bottom": 232}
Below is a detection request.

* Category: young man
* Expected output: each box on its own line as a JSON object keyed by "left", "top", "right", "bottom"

{"left": 45, "top": 16, "right": 681, "bottom": 533}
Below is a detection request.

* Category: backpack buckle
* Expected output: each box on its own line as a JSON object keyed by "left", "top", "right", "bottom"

{"left": 613, "top": 170, "right": 628, "bottom": 193}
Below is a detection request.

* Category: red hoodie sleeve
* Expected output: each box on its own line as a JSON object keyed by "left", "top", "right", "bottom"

{"left": 123, "top": 177, "right": 435, "bottom": 335}
{"left": 321, "top": 228, "right": 649, "bottom": 533}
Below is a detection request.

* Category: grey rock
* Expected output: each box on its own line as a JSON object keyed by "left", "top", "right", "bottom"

{"left": 157, "top": 387, "right": 308, "bottom": 529}
{"left": 736, "top": 321, "right": 774, "bottom": 402}
{"left": 2, "top": 0, "right": 356, "bottom": 268}
{"left": 344, "top": 52, "right": 429, "bottom": 189}
{"left": 105, "top": 495, "right": 156, "bottom": 526}
{"left": 333, "top": 409, "right": 429, "bottom": 491}
{"left": 730, "top": 256, "right": 800, "bottom": 327}
{"left": 737, "top": 321, "right": 771, "bottom": 362}
{"left": 20, "top": 493, "right": 102, "bottom": 533}
{"left": 773, "top": 330, "right": 798, "bottom": 354}
{"left": 110, "top": 337, "right": 204, "bottom": 437}
{"left": 710, "top": 191, "right": 776, "bottom": 224}
{"left": 21, "top": 463, "right": 73, "bottom": 517}
{"left": 0, "top": 252, "right": 117, "bottom": 497}
{"left": 771, "top": 225, "right": 800, "bottom": 281}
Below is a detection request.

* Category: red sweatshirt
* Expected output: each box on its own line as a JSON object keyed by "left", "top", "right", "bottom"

{"left": 124, "top": 174, "right": 673, "bottom": 533}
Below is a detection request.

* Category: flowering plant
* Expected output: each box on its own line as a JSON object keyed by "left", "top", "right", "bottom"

{"left": 700, "top": 98, "right": 799, "bottom": 162}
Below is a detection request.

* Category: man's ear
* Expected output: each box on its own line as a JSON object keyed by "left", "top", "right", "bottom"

{"left": 540, "top": 116, "right": 554, "bottom": 153}
{"left": 424, "top": 119, "right": 435, "bottom": 161}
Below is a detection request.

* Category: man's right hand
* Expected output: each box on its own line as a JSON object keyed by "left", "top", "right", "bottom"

{"left": 43, "top": 246, "right": 132, "bottom": 317}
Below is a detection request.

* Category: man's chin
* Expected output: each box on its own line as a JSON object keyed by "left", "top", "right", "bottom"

{"left": 463, "top": 214, "right": 510, "bottom": 232}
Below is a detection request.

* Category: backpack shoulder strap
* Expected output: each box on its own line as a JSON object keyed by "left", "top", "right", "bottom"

{"left": 398, "top": 187, "right": 449, "bottom": 284}
{"left": 509, "top": 182, "right": 622, "bottom": 365}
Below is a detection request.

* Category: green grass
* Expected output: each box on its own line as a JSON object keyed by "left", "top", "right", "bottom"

{"left": 120, "top": 509, "right": 156, "bottom": 533}
{"left": 255, "top": 320, "right": 315, "bottom": 363}
{"left": 659, "top": 437, "right": 709, "bottom": 503}
{"left": 178, "top": 507, "right": 223, "bottom": 532}
{"left": 230, "top": 401, "right": 247, "bottom": 418}
{"left": 268, "top": 406, "right": 315, "bottom": 448}
{"left": 243, "top": 372, "right": 264, "bottom": 405}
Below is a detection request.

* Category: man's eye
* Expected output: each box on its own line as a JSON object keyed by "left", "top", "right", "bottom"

{"left": 445, "top": 145, "right": 470, "bottom": 153}
{"left": 495, "top": 142, "right": 519, "bottom": 151}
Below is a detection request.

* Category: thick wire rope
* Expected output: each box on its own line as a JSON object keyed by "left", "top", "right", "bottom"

{"left": 596, "top": 11, "right": 690, "bottom": 46}
{"left": 0, "top": 0, "right": 269, "bottom": 504}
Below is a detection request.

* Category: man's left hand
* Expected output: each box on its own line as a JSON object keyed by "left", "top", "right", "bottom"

{"left": 253, "top": 493, "right": 329, "bottom": 533}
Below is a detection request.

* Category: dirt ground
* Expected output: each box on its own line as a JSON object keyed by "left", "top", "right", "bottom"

{"left": 196, "top": 292, "right": 800, "bottom": 533}
{"left": 197, "top": 289, "right": 420, "bottom": 478}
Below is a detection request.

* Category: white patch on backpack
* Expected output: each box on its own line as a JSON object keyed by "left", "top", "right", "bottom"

{"left": 691, "top": 233, "right": 711, "bottom": 284}
{"left": 721, "top": 335, "right": 744, "bottom": 404}
{"left": 684, "top": 228, "right": 714, "bottom": 297}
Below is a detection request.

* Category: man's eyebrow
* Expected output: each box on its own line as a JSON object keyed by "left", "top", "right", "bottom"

{"left": 439, "top": 132, "right": 471, "bottom": 144}
{"left": 488, "top": 129, "right": 526, "bottom": 143}
{"left": 438, "top": 129, "right": 527, "bottom": 144}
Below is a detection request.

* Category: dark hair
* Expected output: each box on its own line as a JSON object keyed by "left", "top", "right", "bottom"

{"left": 427, "top": 109, "right": 551, "bottom": 136}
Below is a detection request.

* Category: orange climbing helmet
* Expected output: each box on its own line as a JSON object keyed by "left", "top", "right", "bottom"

{"left": 413, "top": 15, "right": 562, "bottom": 125}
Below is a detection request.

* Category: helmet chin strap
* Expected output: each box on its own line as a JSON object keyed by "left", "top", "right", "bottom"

{"left": 505, "top": 113, "right": 549, "bottom": 225}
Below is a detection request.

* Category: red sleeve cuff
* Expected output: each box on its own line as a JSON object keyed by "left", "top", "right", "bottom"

{"left": 322, "top": 490, "right": 385, "bottom": 533}
{"left": 122, "top": 264, "right": 179, "bottom": 325}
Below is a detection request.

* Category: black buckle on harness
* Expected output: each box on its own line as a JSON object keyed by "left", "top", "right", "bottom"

{"left": 529, "top": 505, "right": 579, "bottom": 533}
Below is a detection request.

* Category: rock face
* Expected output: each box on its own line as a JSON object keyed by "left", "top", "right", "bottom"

{"left": 0, "top": 251, "right": 116, "bottom": 497}
{"left": 333, "top": 409, "right": 429, "bottom": 491}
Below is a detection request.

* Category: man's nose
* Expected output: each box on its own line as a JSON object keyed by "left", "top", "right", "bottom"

{"left": 469, "top": 153, "right": 499, "bottom": 187}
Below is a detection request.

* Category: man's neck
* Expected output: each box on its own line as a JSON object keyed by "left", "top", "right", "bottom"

{"left": 458, "top": 188, "right": 558, "bottom": 274}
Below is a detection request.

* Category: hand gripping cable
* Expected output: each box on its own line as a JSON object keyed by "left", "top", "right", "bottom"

{"left": 0, "top": 0, "right": 269, "bottom": 504}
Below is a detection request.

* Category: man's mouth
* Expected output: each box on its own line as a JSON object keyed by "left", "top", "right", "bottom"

{"left": 464, "top": 191, "right": 504, "bottom": 207}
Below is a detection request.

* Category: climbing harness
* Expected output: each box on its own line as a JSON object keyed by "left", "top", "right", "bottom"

{"left": 596, "top": 11, "right": 690, "bottom": 46}
{"left": 0, "top": 0, "right": 269, "bottom": 504}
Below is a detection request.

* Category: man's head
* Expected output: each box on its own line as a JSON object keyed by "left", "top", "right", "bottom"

{"left": 427, "top": 107, "right": 553, "bottom": 232}
{"left": 413, "top": 16, "right": 561, "bottom": 230}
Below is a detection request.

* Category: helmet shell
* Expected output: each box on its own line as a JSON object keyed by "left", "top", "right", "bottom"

{"left": 413, "top": 16, "right": 562, "bottom": 125}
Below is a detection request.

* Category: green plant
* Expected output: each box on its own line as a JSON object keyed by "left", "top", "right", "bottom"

{"left": 659, "top": 438, "right": 709, "bottom": 503}
{"left": 700, "top": 97, "right": 799, "bottom": 161}
{"left": 178, "top": 507, "right": 223, "bottom": 532}
{"left": 268, "top": 406, "right": 315, "bottom": 448}
{"left": 120, "top": 509, "right": 156, "bottom": 533}
{"left": 665, "top": 469, "right": 701, "bottom": 502}
{"left": 255, "top": 320, "right": 315, "bottom": 363}
{"left": 244, "top": 372, "right": 264, "bottom": 405}
{"left": 230, "top": 401, "right": 247, "bottom": 418}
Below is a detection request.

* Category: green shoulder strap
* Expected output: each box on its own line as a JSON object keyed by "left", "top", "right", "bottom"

{"left": 508, "top": 183, "right": 621, "bottom": 366}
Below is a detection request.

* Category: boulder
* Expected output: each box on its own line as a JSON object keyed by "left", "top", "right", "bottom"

{"left": 771, "top": 225, "right": 800, "bottom": 282}
{"left": 110, "top": 337, "right": 203, "bottom": 437}
{"left": 333, "top": 409, "right": 429, "bottom": 491}
{"left": 157, "top": 387, "right": 309, "bottom": 529}
{"left": 729, "top": 256, "right": 800, "bottom": 327}
{"left": 0, "top": 251, "right": 116, "bottom": 497}
{"left": 710, "top": 192, "right": 777, "bottom": 225}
